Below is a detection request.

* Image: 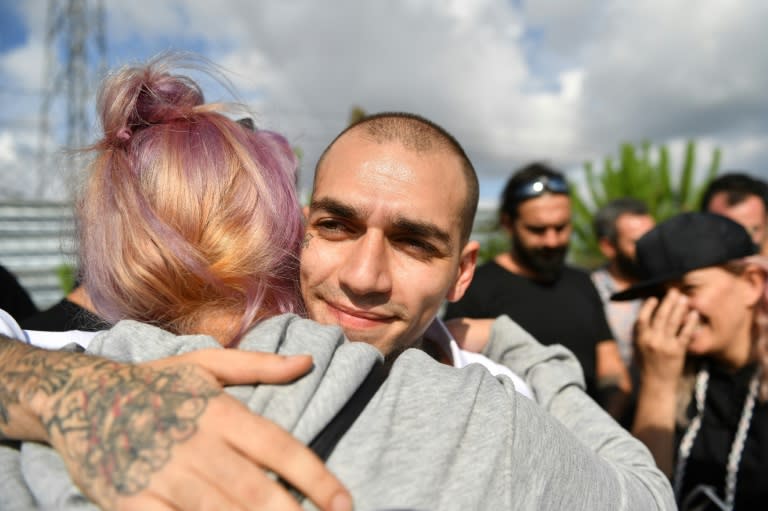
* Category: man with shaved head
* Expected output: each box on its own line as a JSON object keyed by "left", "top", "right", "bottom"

{"left": 301, "top": 113, "right": 479, "bottom": 361}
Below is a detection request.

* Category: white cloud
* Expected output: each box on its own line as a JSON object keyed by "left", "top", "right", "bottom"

{"left": 3, "top": 0, "right": 768, "bottom": 201}
{"left": 0, "top": 132, "right": 17, "bottom": 163}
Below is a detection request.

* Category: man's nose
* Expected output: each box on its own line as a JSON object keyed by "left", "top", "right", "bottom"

{"left": 542, "top": 228, "right": 561, "bottom": 247}
{"left": 338, "top": 232, "right": 392, "bottom": 297}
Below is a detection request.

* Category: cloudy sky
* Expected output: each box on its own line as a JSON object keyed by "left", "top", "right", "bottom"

{"left": 1, "top": 0, "right": 767, "bottom": 203}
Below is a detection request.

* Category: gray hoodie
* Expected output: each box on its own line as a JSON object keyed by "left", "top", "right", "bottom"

{"left": 0, "top": 314, "right": 674, "bottom": 510}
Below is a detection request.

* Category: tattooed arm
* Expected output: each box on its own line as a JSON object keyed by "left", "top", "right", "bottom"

{"left": 0, "top": 334, "right": 352, "bottom": 511}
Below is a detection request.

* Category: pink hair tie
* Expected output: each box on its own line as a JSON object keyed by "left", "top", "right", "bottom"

{"left": 116, "top": 127, "right": 132, "bottom": 141}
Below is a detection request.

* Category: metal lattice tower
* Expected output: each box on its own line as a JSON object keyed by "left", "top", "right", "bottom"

{"left": 38, "top": 0, "right": 106, "bottom": 196}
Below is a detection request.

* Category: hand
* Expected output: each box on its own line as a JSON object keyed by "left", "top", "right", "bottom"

{"left": 36, "top": 349, "right": 352, "bottom": 511}
{"left": 444, "top": 317, "right": 495, "bottom": 353}
{"left": 634, "top": 288, "right": 699, "bottom": 386}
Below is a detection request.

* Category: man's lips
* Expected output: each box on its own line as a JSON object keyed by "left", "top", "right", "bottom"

{"left": 325, "top": 301, "right": 397, "bottom": 327}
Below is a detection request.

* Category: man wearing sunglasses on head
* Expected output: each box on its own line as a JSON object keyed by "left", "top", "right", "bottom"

{"left": 444, "top": 163, "right": 632, "bottom": 419}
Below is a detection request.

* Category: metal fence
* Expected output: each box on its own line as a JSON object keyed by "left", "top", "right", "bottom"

{"left": 0, "top": 201, "right": 76, "bottom": 309}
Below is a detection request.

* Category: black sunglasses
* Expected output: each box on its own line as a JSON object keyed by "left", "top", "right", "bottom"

{"left": 510, "top": 175, "right": 570, "bottom": 201}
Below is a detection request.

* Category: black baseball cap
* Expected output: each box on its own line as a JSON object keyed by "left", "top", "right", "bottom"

{"left": 611, "top": 212, "right": 757, "bottom": 301}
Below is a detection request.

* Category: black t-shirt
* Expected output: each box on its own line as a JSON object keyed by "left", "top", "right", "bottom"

{"left": 444, "top": 260, "right": 613, "bottom": 396}
{"left": 20, "top": 298, "right": 107, "bottom": 332}
{"left": 0, "top": 264, "right": 37, "bottom": 321}
{"left": 676, "top": 362, "right": 768, "bottom": 510}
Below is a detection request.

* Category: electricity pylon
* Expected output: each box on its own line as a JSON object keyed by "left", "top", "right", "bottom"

{"left": 38, "top": 0, "right": 106, "bottom": 197}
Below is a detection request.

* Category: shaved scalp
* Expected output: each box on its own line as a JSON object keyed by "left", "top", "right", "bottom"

{"left": 315, "top": 112, "right": 479, "bottom": 244}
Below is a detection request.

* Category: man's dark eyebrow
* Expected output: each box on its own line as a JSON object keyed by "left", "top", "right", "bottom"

{"left": 309, "top": 197, "right": 363, "bottom": 220}
{"left": 392, "top": 217, "right": 453, "bottom": 250}
{"left": 310, "top": 196, "right": 453, "bottom": 250}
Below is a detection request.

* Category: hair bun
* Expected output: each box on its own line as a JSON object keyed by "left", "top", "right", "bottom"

{"left": 133, "top": 74, "right": 204, "bottom": 127}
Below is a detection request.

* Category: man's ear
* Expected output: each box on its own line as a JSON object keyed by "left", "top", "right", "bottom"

{"left": 598, "top": 238, "right": 616, "bottom": 259}
{"left": 445, "top": 240, "right": 479, "bottom": 302}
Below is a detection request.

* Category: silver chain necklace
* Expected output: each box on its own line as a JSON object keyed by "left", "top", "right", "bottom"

{"left": 673, "top": 363, "right": 761, "bottom": 510}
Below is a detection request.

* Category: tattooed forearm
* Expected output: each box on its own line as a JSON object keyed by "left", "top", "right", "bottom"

{"left": 0, "top": 335, "right": 113, "bottom": 438}
{"left": 0, "top": 335, "right": 222, "bottom": 507}
{"left": 0, "top": 336, "right": 23, "bottom": 431}
{"left": 44, "top": 363, "right": 221, "bottom": 501}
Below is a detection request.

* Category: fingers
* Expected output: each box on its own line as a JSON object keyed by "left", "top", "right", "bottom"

{"left": 651, "top": 289, "right": 681, "bottom": 335}
{"left": 637, "top": 290, "right": 690, "bottom": 345}
{"left": 146, "top": 351, "right": 314, "bottom": 385}
{"left": 677, "top": 310, "right": 700, "bottom": 347}
{"left": 664, "top": 291, "right": 691, "bottom": 339}
{"left": 115, "top": 456, "right": 304, "bottom": 511}
{"left": 634, "top": 290, "right": 693, "bottom": 384}
{"left": 114, "top": 494, "right": 178, "bottom": 511}
{"left": 184, "top": 458, "right": 305, "bottom": 511}
{"left": 116, "top": 394, "right": 351, "bottom": 511}
{"left": 636, "top": 296, "right": 659, "bottom": 332}
{"left": 216, "top": 400, "right": 352, "bottom": 511}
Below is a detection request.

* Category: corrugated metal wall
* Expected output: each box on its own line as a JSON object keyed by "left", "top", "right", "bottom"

{"left": 0, "top": 201, "right": 76, "bottom": 309}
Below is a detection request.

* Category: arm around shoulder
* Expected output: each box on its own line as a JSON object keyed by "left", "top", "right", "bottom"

{"left": 482, "top": 316, "right": 676, "bottom": 510}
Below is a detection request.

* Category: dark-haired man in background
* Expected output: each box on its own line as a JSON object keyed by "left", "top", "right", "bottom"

{"left": 701, "top": 172, "right": 768, "bottom": 255}
{"left": 444, "top": 163, "right": 631, "bottom": 417}
{"left": 591, "top": 198, "right": 656, "bottom": 368}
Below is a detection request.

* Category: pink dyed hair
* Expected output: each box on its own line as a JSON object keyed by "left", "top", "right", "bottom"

{"left": 78, "top": 53, "right": 304, "bottom": 345}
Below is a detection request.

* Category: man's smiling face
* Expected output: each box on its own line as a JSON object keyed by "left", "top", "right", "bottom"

{"left": 300, "top": 131, "right": 477, "bottom": 357}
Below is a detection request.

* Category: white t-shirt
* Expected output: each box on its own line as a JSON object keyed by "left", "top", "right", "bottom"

{"left": 0, "top": 307, "right": 98, "bottom": 349}
{"left": 424, "top": 318, "right": 533, "bottom": 399}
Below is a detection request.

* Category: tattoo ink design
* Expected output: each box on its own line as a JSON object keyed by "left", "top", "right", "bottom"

{"left": 0, "top": 340, "right": 22, "bottom": 431}
{"left": 0, "top": 338, "right": 221, "bottom": 506}
{"left": 302, "top": 232, "right": 313, "bottom": 249}
{"left": 45, "top": 363, "right": 221, "bottom": 502}
{"left": 0, "top": 339, "right": 77, "bottom": 436}
{"left": 0, "top": 385, "right": 15, "bottom": 432}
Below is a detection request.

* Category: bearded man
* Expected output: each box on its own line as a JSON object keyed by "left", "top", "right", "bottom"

{"left": 444, "top": 163, "right": 631, "bottom": 416}
{"left": 591, "top": 198, "right": 656, "bottom": 367}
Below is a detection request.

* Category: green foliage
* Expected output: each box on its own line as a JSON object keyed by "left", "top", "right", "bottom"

{"left": 477, "top": 233, "right": 510, "bottom": 265}
{"left": 56, "top": 263, "right": 77, "bottom": 294}
{"left": 569, "top": 140, "right": 721, "bottom": 268}
{"left": 348, "top": 106, "right": 368, "bottom": 126}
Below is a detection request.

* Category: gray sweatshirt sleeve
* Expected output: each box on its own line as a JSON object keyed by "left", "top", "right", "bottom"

{"left": 0, "top": 442, "right": 36, "bottom": 511}
{"left": 482, "top": 315, "right": 675, "bottom": 510}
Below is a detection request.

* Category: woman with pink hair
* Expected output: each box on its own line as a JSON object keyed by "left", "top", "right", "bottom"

{"left": 614, "top": 212, "right": 768, "bottom": 510}
{"left": 78, "top": 53, "right": 304, "bottom": 345}
{"left": 0, "top": 54, "right": 352, "bottom": 511}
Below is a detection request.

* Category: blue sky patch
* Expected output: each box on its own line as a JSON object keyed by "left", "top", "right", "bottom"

{"left": 0, "top": 2, "right": 27, "bottom": 52}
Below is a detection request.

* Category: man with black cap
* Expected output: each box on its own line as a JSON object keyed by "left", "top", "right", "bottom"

{"left": 444, "top": 162, "right": 631, "bottom": 416}
{"left": 613, "top": 212, "right": 768, "bottom": 510}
